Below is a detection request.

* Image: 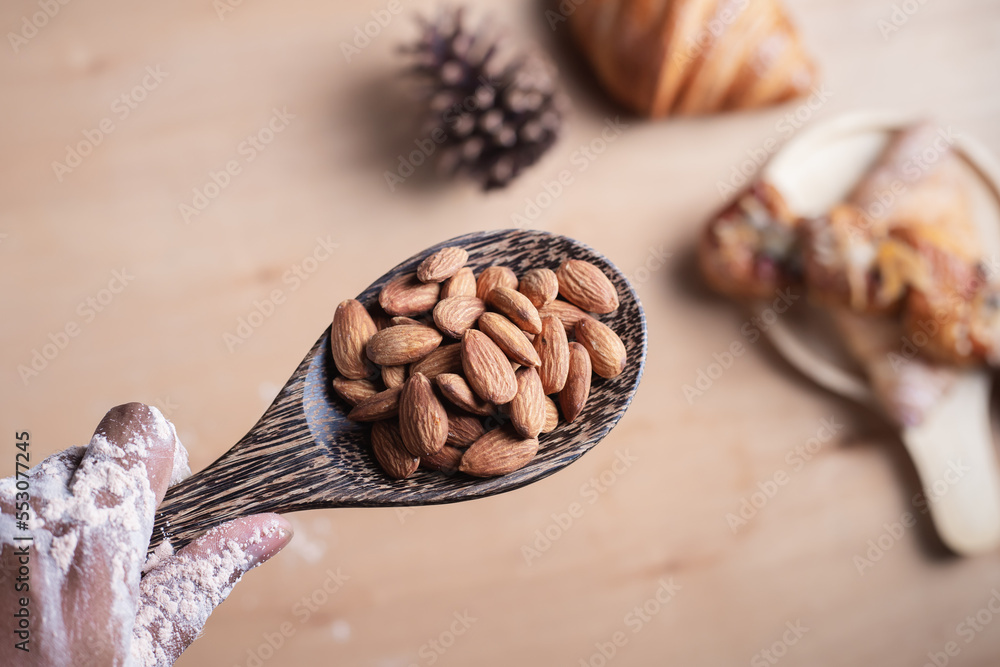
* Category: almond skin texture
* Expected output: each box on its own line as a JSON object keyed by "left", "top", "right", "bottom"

{"left": 399, "top": 373, "right": 448, "bottom": 456}
{"left": 560, "top": 341, "right": 592, "bottom": 422}
{"left": 478, "top": 312, "right": 541, "bottom": 368}
{"left": 487, "top": 286, "right": 542, "bottom": 334}
{"left": 347, "top": 385, "right": 403, "bottom": 421}
{"left": 379, "top": 273, "right": 441, "bottom": 316}
{"left": 436, "top": 373, "right": 494, "bottom": 416}
{"left": 476, "top": 266, "right": 518, "bottom": 301}
{"left": 410, "top": 343, "right": 463, "bottom": 378}
{"left": 332, "top": 299, "right": 378, "bottom": 379}
{"left": 510, "top": 367, "right": 546, "bottom": 438}
{"left": 440, "top": 266, "right": 477, "bottom": 299}
{"left": 433, "top": 296, "right": 486, "bottom": 338}
{"left": 534, "top": 315, "right": 570, "bottom": 394}
{"left": 542, "top": 396, "right": 559, "bottom": 433}
{"left": 557, "top": 259, "right": 620, "bottom": 314}
{"left": 445, "top": 411, "right": 486, "bottom": 447}
{"left": 371, "top": 420, "right": 419, "bottom": 479}
{"left": 575, "top": 316, "right": 627, "bottom": 379}
{"left": 538, "top": 300, "right": 589, "bottom": 333}
{"left": 381, "top": 364, "right": 407, "bottom": 389}
{"left": 459, "top": 427, "right": 539, "bottom": 477}
{"left": 390, "top": 316, "right": 425, "bottom": 327}
{"left": 366, "top": 325, "right": 442, "bottom": 366}
{"left": 420, "top": 445, "right": 463, "bottom": 473}
{"left": 518, "top": 268, "right": 559, "bottom": 308}
{"left": 332, "top": 377, "right": 379, "bottom": 406}
{"left": 461, "top": 330, "right": 518, "bottom": 404}
{"left": 417, "top": 246, "right": 469, "bottom": 283}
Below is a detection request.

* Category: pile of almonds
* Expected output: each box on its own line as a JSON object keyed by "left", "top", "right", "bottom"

{"left": 330, "top": 246, "right": 627, "bottom": 479}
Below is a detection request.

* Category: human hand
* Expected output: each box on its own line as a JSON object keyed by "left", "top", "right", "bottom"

{"left": 0, "top": 403, "right": 293, "bottom": 666}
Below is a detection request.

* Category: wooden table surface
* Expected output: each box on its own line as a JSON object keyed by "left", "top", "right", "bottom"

{"left": 3, "top": 0, "right": 1000, "bottom": 665}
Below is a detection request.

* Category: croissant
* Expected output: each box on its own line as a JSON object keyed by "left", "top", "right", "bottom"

{"left": 568, "top": 0, "right": 819, "bottom": 117}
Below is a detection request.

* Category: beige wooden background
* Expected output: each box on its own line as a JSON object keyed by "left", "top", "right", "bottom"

{"left": 3, "top": 0, "right": 1000, "bottom": 665}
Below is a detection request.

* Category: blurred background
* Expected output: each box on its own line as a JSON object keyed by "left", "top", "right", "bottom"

{"left": 3, "top": 0, "right": 1000, "bottom": 665}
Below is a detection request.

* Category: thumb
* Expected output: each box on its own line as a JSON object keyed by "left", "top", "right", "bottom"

{"left": 130, "top": 513, "right": 293, "bottom": 667}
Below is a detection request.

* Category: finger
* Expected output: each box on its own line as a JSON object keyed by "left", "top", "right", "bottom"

{"left": 130, "top": 514, "right": 293, "bottom": 667}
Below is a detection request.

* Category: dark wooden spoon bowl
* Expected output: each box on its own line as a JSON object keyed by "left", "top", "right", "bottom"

{"left": 149, "top": 229, "right": 647, "bottom": 553}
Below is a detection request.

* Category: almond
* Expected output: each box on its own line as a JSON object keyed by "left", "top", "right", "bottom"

{"left": 379, "top": 273, "right": 440, "bottom": 316}
{"left": 420, "top": 445, "right": 463, "bottom": 474}
{"left": 371, "top": 420, "right": 419, "bottom": 479}
{"left": 575, "top": 316, "right": 627, "bottom": 379}
{"left": 542, "top": 396, "right": 559, "bottom": 433}
{"left": 445, "top": 410, "right": 486, "bottom": 447}
{"left": 436, "top": 373, "right": 494, "bottom": 416}
{"left": 399, "top": 373, "right": 448, "bottom": 456}
{"left": 366, "top": 325, "right": 442, "bottom": 366}
{"left": 347, "top": 385, "right": 403, "bottom": 421}
{"left": 461, "top": 329, "right": 518, "bottom": 404}
{"left": 487, "top": 286, "right": 542, "bottom": 334}
{"left": 332, "top": 377, "right": 379, "bottom": 406}
{"left": 459, "top": 426, "right": 539, "bottom": 477}
{"left": 390, "top": 316, "right": 425, "bottom": 327}
{"left": 534, "top": 315, "right": 570, "bottom": 394}
{"left": 331, "top": 299, "right": 378, "bottom": 379}
{"left": 381, "top": 364, "right": 407, "bottom": 389}
{"left": 417, "top": 246, "right": 469, "bottom": 283}
{"left": 410, "top": 343, "right": 463, "bottom": 378}
{"left": 433, "top": 296, "right": 486, "bottom": 338}
{"left": 557, "top": 259, "right": 619, "bottom": 314}
{"left": 441, "top": 266, "right": 477, "bottom": 299}
{"left": 510, "top": 367, "right": 545, "bottom": 438}
{"left": 476, "top": 266, "right": 518, "bottom": 301}
{"left": 560, "top": 341, "right": 592, "bottom": 422}
{"left": 538, "top": 300, "right": 589, "bottom": 333}
{"left": 518, "top": 268, "right": 559, "bottom": 308}
{"left": 478, "top": 312, "right": 541, "bottom": 368}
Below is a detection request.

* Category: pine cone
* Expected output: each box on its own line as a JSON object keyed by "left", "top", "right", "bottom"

{"left": 405, "top": 8, "right": 565, "bottom": 190}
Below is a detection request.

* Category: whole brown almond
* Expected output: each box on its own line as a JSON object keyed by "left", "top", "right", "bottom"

{"left": 436, "top": 373, "right": 494, "bottom": 416}
{"left": 478, "top": 312, "right": 541, "bottom": 368}
{"left": 459, "top": 426, "right": 539, "bottom": 477}
{"left": 367, "top": 325, "right": 442, "bottom": 366}
{"left": 379, "top": 273, "right": 440, "bottom": 316}
{"left": 433, "top": 296, "right": 486, "bottom": 338}
{"left": 519, "top": 268, "right": 559, "bottom": 308}
{"left": 347, "top": 385, "right": 403, "bottom": 421}
{"left": 331, "top": 299, "right": 378, "bottom": 379}
{"left": 538, "top": 300, "right": 589, "bottom": 333}
{"left": 332, "top": 377, "right": 380, "bottom": 406}
{"left": 560, "top": 341, "right": 592, "bottom": 422}
{"left": 410, "top": 343, "right": 463, "bottom": 378}
{"left": 420, "top": 445, "right": 463, "bottom": 473}
{"left": 542, "top": 396, "right": 559, "bottom": 433}
{"left": 462, "top": 329, "right": 518, "bottom": 404}
{"left": 510, "top": 367, "right": 546, "bottom": 439}
{"left": 487, "top": 286, "right": 542, "bottom": 334}
{"left": 381, "top": 364, "right": 407, "bottom": 389}
{"left": 575, "top": 316, "right": 627, "bottom": 379}
{"left": 445, "top": 411, "right": 486, "bottom": 447}
{"left": 417, "top": 246, "right": 469, "bottom": 283}
{"left": 534, "top": 315, "right": 570, "bottom": 394}
{"left": 441, "top": 266, "right": 477, "bottom": 299}
{"left": 557, "top": 259, "right": 620, "bottom": 314}
{"left": 476, "top": 266, "right": 518, "bottom": 301}
{"left": 399, "top": 373, "right": 448, "bottom": 456}
{"left": 371, "top": 420, "right": 419, "bottom": 479}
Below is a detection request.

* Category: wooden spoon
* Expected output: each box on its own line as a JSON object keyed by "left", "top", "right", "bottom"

{"left": 760, "top": 111, "right": 1000, "bottom": 555}
{"left": 149, "top": 229, "right": 647, "bottom": 553}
